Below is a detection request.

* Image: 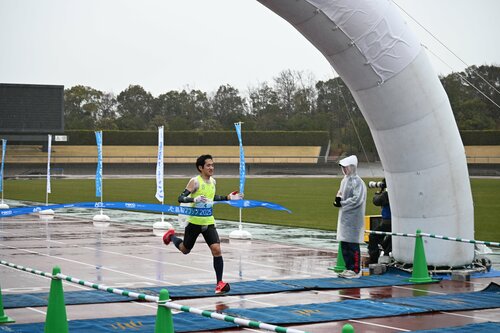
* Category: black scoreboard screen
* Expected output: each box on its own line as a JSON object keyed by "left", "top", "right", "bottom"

{"left": 0, "top": 83, "right": 64, "bottom": 133}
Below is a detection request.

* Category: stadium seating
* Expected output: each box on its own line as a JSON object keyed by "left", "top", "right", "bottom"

{"left": 5, "top": 145, "right": 322, "bottom": 164}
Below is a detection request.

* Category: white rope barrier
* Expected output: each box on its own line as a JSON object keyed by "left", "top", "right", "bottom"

{"left": 0, "top": 260, "right": 311, "bottom": 333}
{"left": 365, "top": 230, "right": 499, "bottom": 247}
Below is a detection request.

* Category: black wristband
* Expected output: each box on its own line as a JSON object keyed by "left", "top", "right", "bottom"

{"left": 178, "top": 189, "right": 194, "bottom": 203}
{"left": 213, "top": 195, "right": 228, "bottom": 201}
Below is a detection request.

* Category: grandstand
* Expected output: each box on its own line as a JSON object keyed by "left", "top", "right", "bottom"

{"left": 4, "top": 145, "right": 321, "bottom": 164}
{"left": 3, "top": 144, "right": 329, "bottom": 177}
{"left": 3, "top": 143, "right": 499, "bottom": 177}
{"left": 465, "top": 146, "right": 500, "bottom": 164}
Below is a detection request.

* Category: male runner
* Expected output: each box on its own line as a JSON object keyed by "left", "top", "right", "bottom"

{"left": 162, "top": 154, "right": 241, "bottom": 294}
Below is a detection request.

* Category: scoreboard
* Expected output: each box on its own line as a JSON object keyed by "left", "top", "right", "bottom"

{"left": 0, "top": 83, "right": 64, "bottom": 133}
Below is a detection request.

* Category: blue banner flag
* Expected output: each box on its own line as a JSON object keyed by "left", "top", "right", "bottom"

{"left": 95, "top": 131, "right": 103, "bottom": 198}
{"left": 234, "top": 122, "right": 245, "bottom": 194}
{"left": 155, "top": 126, "right": 164, "bottom": 202}
{"left": 0, "top": 139, "right": 6, "bottom": 193}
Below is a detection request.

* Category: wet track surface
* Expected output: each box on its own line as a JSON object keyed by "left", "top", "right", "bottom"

{"left": 0, "top": 207, "right": 499, "bottom": 333}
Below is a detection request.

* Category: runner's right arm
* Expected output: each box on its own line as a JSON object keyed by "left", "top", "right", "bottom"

{"left": 178, "top": 177, "right": 203, "bottom": 203}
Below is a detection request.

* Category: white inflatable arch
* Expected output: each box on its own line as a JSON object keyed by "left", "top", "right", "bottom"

{"left": 258, "top": 0, "right": 474, "bottom": 266}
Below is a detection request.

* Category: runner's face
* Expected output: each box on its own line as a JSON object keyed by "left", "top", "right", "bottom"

{"left": 201, "top": 159, "right": 214, "bottom": 177}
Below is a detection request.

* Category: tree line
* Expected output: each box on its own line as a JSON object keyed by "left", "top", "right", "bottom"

{"left": 65, "top": 65, "right": 499, "bottom": 152}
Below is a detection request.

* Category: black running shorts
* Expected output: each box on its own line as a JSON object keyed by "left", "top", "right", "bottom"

{"left": 183, "top": 223, "right": 220, "bottom": 250}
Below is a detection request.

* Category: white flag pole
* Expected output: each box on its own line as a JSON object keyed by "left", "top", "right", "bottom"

{"left": 0, "top": 139, "right": 8, "bottom": 209}
{"left": 157, "top": 126, "right": 164, "bottom": 222}
{"left": 153, "top": 126, "right": 172, "bottom": 232}
{"left": 40, "top": 135, "right": 55, "bottom": 216}
{"left": 46, "top": 134, "right": 52, "bottom": 206}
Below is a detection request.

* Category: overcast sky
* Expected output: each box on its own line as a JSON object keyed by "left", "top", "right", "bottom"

{"left": 1, "top": 0, "right": 498, "bottom": 96}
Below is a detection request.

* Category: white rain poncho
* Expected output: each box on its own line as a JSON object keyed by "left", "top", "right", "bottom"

{"left": 336, "top": 155, "right": 367, "bottom": 244}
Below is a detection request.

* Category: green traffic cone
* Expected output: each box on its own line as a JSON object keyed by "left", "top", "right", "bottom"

{"left": 409, "top": 230, "right": 437, "bottom": 284}
{"left": 155, "top": 289, "right": 174, "bottom": 333}
{"left": 342, "top": 323, "right": 355, "bottom": 333}
{"left": 44, "top": 266, "right": 68, "bottom": 333}
{"left": 0, "top": 285, "right": 15, "bottom": 324}
{"left": 328, "top": 241, "right": 346, "bottom": 273}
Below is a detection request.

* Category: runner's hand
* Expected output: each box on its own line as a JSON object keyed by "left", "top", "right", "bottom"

{"left": 229, "top": 191, "right": 243, "bottom": 200}
{"left": 194, "top": 195, "right": 208, "bottom": 203}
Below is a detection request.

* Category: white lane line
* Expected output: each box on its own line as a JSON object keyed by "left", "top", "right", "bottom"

{"left": 26, "top": 307, "right": 47, "bottom": 315}
{"left": 78, "top": 245, "right": 214, "bottom": 275}
{"left": 392, "top": 285, "right": 447, "bottom": 295}
{"left": 315, "top": 289, "right": 369, "bottom": 300}
{"left": 145, "top": 244, "right": 333, "bottom": 278}
{"left": 0, "top": 262, "right": 88, "bottom": 291}
{"left": 19, "top": 229, "right": 332, "bottom": 280}
{"left": 438, "top": 311, "right": 495, "bottom": 320}
{"left": 4, "top": 226, "right": 336, "bottom": 279}
{"left": 5, "top": 231, "right": 224, "bottom": 277}
{"left": 348, "top": 319, "right": 411, "bottom": 331}
{"left": 464, "top": 280, "right": 492, "bottom": 287}
{"left": 46, "top": 240, "right": 66, "bottom": 244}
{"left": 0, "top": 243, "right": 176, "bottom": 286}
{"left": 130, "top": 301, "right": 157, "bottom": 309}
{"left": 212, "top": 293, "right": 280, "bottom": 308}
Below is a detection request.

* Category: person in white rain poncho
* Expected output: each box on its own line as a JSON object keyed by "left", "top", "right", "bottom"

{"left": 333, "top": 155, "right": 367, "bottom": 279}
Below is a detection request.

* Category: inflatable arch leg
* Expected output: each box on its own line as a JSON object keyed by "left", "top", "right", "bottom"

{"left": 257, "top": 0, "right": 474, "bottom": 266}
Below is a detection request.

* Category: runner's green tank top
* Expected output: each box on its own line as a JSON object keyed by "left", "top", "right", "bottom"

{"left": 188, "top": 175, "right": 215, "bottom": 226}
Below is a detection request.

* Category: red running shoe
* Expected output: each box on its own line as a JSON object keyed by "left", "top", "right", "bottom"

{"left": 215, "top": 281, "right": 230, "bottom": 294}
{"left": 162, "top": 229, "right": 175, "bottom": 246}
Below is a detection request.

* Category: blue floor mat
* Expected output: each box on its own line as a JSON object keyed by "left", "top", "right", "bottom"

{"left": 3, "top": 290, "right": 131, "bottom": 309}
{"left": 3, "top": 284, "right": 498, "bottom": 333}
{"left": 228, "top": 299, "right": 426, "bottom": 325}
{"left": 2, "top": 280, "right": 304, "bottom": 309}
{"left": 2, "top": 269, "right": 431, "bottom": 309}
{"left": 0, "top": 312, "right": 237, "bottom": 333}
{"left": 410, "top": 322, "right": 500, "bottom": 332}
{"left": 276, "top": 268, "right": 417, "bottom": 289}
{"left": 140, "top": 278, "right": 305, "bottom": 298}
{"left": 382, "top": 282, "right": 500, "bottom": 311}
{"left": 228, "top": 282, "right": 500, "bottom": 326}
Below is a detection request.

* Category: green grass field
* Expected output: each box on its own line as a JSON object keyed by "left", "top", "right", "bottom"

{"left": 3, "top": 177, "right": 499, "bottom": 242}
